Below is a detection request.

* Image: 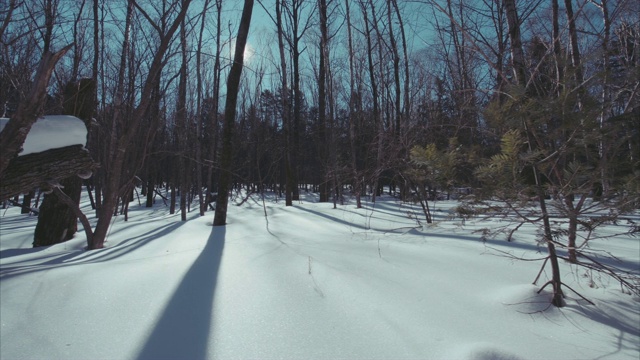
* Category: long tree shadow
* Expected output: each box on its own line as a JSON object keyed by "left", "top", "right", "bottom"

{"left": 0, "top": 220, "right": 189, "bottom": 280}
{"left": 136, "top": 225, "right": 225, "bottom": 360}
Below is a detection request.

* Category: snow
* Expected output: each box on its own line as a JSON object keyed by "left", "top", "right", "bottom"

{"left": 1, "top": 192, "right": 639, "bottom": 360}
{"left": 0, "top": 115, "right": 87, "bottom": 155}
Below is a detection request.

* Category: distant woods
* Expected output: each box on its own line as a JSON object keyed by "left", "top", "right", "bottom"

{"left": 1, "top": 1, "right": 638, "bottom": 249}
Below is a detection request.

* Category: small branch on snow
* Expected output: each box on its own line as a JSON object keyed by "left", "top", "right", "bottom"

{"left": 533, "top": 257, "right": 550, "bottom": 285}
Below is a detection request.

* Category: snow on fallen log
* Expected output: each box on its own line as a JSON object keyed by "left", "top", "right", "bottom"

{"left": 0, "top": 115, "right": 88, "bottom": 155}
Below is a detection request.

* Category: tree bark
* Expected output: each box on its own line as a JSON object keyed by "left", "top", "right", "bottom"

{"left": 0, "top": 145, "right": 98, "bottom": 202}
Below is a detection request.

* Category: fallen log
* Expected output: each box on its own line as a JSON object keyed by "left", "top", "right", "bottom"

{"left": 0, "top": 145, "right": 98, "bottom": 201}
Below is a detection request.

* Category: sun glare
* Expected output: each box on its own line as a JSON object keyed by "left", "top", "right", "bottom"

{"left": 243, "top": 43, "right": 254, "bottom": 63}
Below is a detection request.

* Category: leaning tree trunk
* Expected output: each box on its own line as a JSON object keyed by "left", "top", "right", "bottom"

{"left": 213, "top": 0, "right": 253, "bottom": 226}
{"left": 90, "top": 0, "right": 193, "bottom": 249}
{"left": 0, "top": 46, "right": 72, "bottom": 178}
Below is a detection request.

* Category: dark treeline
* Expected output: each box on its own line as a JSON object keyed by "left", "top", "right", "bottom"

{"left": 1, "top": 0, "right": 638, "bottom": 256}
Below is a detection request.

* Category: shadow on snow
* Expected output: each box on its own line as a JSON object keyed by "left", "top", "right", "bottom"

{"left": 135, "top": 225, "right": 225, "bottom": 360}
{"left": 0, "top": 220, "right": 187, "bottom": 280}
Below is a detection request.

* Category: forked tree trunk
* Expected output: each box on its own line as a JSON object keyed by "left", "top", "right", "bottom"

{"left": 90, "top": 0, "right": 192, "bottom": 249}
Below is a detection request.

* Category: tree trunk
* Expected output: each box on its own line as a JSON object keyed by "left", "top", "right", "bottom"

{"left": 503, "top": 0, "right": 527, "bottom": 87}
{"left": 207, "top": 0, "right": 223, "bottom": 213}
{"left": 345, "top": 0, "right": 362, "bottom": 209}
{"left": 177, "top": 18, "right": 189, "bottom": 221}
{"left": 387, "top": 0, "right": 401, "bottom": 137}
{"left": 213, "top": 0, "right": 254, "bottom": 226}
{"left": 51, "top": 186, "right": 94, "bottom": 249}
{"left": 564, "top": 0, "right": 584, "bottom": 88}
{"left": 360, "top": 0, "right": 381, "bottom": 203}
{"left": 170, "top": 182, "right": 177, "bottom": 214}
{"left": 318, "top": 0, "right": 329, "bottom": 203}
{"left": 21, "top": 190, "right": 34, "bottom": 214}
{"left": 146, "top": 178, "right": 154, "bottom": 207}
{"left": 33, "top": 176, "right": 82, "bottom": 247}
{"left": 195, "top": 0, "right": 211, "bottom": 216}
{"left": 275, "top": 0, "right": 294, "bottom": 206}
{"left": 552, "top": 0, "right": 564, "bottom": 94}
{"left": 391, "top": 0, "right": 410, "bottom": 124}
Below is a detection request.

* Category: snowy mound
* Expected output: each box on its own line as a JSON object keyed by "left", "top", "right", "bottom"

{"left": 446, "top": 343, "right": 526, "bottom": 360}
{"left": 0, "top": 115, "right": 87, "bottom": 155}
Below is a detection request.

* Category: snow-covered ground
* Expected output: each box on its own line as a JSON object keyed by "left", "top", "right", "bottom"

{"left": 1, "top": 191, "right": 638, "bottom": 360}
